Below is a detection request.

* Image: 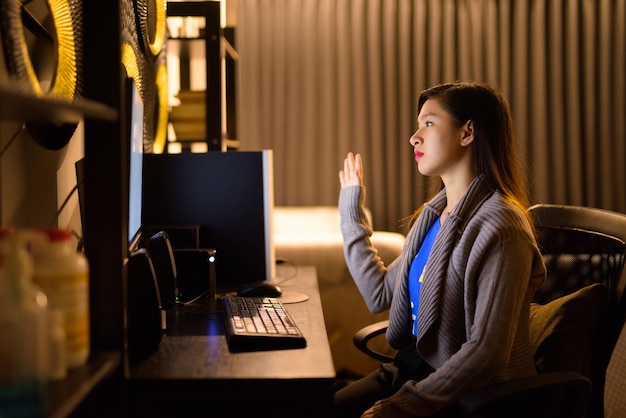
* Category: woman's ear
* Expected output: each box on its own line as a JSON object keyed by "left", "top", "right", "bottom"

{"left": 460, "top": 120, "right": 475, "bottom": 147}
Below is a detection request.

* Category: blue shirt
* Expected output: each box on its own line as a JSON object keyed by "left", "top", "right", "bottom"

{"left": 408, "top": 219, "right": 441, "bottom": 336}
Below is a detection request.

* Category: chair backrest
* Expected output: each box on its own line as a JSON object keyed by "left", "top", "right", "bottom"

{"left": 528, "top": 204, "right": 626, "bottom": 417}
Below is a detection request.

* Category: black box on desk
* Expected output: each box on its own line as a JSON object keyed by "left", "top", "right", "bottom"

{"left": 174, "top": 248, "right": 217, "bottom": 301}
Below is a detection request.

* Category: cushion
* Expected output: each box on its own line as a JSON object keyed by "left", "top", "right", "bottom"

{"left": 529, "top": 282, "right": 605, "bottom": 377}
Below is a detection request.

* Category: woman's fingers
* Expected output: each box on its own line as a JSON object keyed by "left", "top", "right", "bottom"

{"left": 339, "top": 152, "right": 363, "bottom": 187}
{"left": 354, "top": 153, "right": 363, "bottom": 180}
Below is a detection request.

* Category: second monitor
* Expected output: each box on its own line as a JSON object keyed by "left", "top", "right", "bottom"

{"left": 142, "top": 150, "right": 275, "bottom": 290}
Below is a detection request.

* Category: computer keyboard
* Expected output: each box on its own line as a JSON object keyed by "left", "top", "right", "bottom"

{"left": 222, "top": 296, "right": 307, "bottom": 352}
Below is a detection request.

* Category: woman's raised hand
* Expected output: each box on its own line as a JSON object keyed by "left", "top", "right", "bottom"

{"left": 339, "top": 152, "right": 364, "bottom": 188}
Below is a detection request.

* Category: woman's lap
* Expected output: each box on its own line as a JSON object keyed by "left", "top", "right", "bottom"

{"left": 334, "top": 344, "right": 435, "bottom": 417}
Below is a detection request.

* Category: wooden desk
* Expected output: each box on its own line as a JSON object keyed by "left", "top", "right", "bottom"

{"left": 127, "top": 266, "right": 336, "bottom": 417}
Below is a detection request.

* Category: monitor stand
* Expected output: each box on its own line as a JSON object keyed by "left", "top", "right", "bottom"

{"left": 280, "top": 292, "right": 309, "bottom": 304}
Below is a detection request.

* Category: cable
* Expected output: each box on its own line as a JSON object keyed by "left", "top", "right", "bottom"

{"left": 48, "top": 181, "right": 85, "bottom": 256}
{"left": 48, "top": 182, "right": 80, "bottom": 227}
{"left": 274, "top": 259, "right": 299, "bottom": 285}
{"left": 168, "top": 294, "right": 221, "bottom": 315}
{"left": 176, "top": 290, "right": 211, "bottom": 306}
{"left": 0, "top": 124, "right": 25, "bottom": 158}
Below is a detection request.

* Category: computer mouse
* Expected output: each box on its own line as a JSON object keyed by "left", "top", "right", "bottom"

{"left": 237, "top": 280, "right": 282, "bottom": 298}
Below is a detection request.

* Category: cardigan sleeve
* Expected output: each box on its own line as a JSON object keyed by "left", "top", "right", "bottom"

{"left": 338, "top": 185, "right": 400, "bottom": 313}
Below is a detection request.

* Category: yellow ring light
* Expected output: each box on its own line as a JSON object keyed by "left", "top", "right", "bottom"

{"left": 47, "top": 0, "right": 77, "bottom": 100}
{"left": 135, "top": 0, "right": 166, "bottom": 58}
{"left": 0, "top": 0, "right": 80, "bottom": 149}
{"left": 121, "top": 43, "right": 142, "bottom": 91}
{"left": 153, "top": 63, "right": 168, "bottom": 154}
{"left": 0, "top": 0, "right": 77, "bottom": 99}
{"left": 122, "top": 43, "right": 148, "bottom": 152}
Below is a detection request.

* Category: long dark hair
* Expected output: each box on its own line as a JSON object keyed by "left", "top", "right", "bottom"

{"left": 407, "top": 81, "right": 529, "bottom": 226}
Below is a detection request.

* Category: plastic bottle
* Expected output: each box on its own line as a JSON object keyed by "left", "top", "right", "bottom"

{"left": 32, "top": 229, "right": 90, "bottom": 369}
{"left": 0, "top": 228, "right": 49, "bottom": 417}
{"left": 47, "top": 309, "right": 67, "bottom": 380}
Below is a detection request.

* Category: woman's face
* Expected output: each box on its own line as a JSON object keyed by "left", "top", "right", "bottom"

{"left": 409, "top": 98, "right": 472, "bottom": 178}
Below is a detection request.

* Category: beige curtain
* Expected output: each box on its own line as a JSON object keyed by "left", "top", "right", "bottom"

{"left": 237, "top": 0, "right": 626, "bottom": 233}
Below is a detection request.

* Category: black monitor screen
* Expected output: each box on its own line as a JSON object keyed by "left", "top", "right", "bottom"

{"left": 142, "top": 151, "right": 275, "bottom": 289}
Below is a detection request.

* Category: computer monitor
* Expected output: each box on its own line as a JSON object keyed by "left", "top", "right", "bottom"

{"left": 75, "top": 79, "right": 144, "bottom": 255}
{"left": 142, "top": 151, "right": 275, "bottom": 290}
{"left": 127, "top": 79, "right": 144, "bottom": 252}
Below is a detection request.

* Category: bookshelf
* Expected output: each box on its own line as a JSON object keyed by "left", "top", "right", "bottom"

{"left": 167, "top": 1, "right": 227, "bottom": 152}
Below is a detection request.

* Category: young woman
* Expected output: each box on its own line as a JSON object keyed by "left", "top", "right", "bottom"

{"left": 335, "top": 82, "right": 546, "bottom": 417}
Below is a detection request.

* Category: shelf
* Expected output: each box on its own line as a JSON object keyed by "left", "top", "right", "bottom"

{"left": 166, "top": 1, "right": 223, "bottom": 151}
{"left": 47, "top": 350, "right": 121, "bottom": 418}
{"left": 223, "top": 138, "right": 240, "bottom": 150}
{"left": 0, "top": 85, "right": 118, "bottom": 124}
{"left": 167, "top": 36, "right": 207, "bottom": 41}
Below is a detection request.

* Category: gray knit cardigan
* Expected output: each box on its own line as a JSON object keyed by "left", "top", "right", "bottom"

{"left": 338, "top": 175, "right": 546, "bottom": 417}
